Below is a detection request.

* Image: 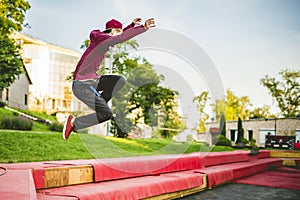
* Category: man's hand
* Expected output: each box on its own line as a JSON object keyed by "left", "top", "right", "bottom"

{"left": 133, "top": 18, "right": 142, "bottom": 25}
{"left": 144, "top": 18, "right": 155, "bottom": 30}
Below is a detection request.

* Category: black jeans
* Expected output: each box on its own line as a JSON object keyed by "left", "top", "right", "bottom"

{"left": 72, "top": 75, "right": 126, "bottom": 130}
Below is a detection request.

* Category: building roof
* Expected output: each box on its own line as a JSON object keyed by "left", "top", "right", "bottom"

{"left": 11, "top": 31, "right": 81, "bottom": 57}
{"left": 206, "top": 117, "right": 300, "bottom": 125}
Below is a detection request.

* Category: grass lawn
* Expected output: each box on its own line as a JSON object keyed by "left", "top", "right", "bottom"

{"left": 0, "top": 108, "right": 15, "bottom": 120}
{"left": 0, "top": 130, "right": 235, "bottom": 163}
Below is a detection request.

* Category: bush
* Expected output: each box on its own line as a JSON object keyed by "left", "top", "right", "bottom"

{"left": 0, "top": 108, "right": 15, "bottom": 120}
{"left": 249, "top": 138, "right": 256, "bottom": 146}
{"left": 202, "top": 142, "right": 210, "bottom": 146}
{"left": 241, "top": 138, "right": 249, "bottom": 144}
{"left": 215, "top": 135, "right": 232, "bottom": 147}
{"left": 0, "top": 101, "right": 7, "bottom": 108}
{"left": 48, "top": 122, "right": 63, "bottom": 132}
{"left": 0, "top": 116, "right": 33, "bottom": 130}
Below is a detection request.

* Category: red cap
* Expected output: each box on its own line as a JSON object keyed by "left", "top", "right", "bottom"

{"left": 104, "top": 19, "right": 122, "bottom": 32}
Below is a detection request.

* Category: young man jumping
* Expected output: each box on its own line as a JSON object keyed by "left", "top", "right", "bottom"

{"left": 63, "top": 18, "right": 155, "bottom": 140}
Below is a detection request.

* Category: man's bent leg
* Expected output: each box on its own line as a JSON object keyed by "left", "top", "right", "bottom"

{"left": 74, "top": 95, "right": 113, "bottom": 130}
{"left": 72, "top": 80, "right": 112, "bottom": 130}
{"left": 97, "top": 75, "right": 126, "bottom": 102}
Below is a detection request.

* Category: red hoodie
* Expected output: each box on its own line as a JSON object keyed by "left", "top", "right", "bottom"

{"left": 73, "top": 23, "right": 146, "bottom": 80}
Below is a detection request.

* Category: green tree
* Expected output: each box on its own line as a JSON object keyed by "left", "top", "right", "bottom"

{"left": 0, "top": 35, "right": 23, "bottom": 90}
{"left": 212, "top": 89, "right": 252, "bottom": 121}
{"left": 219, "top": 114, "right": 226, "bottom": 137}
{"left": 0, "top": 0, "right": 30, "bottom": 33}
{"left": 236, "top": 116, "right": 244, "bottom": 144}
{"left": 212, "top": 98, "right": 226, "bottom": 122}
{"left": 193, "top": 91, "right": 209, "bottom": 132}
{"left": 260, "top": 69, "right": 300, "bottom": 117}
{"left": 80, "top": 39, "right": 90, "bottom": 50}
{"left": 128, "top": 65, "right": 182, "bottom": 138}
{"left": 111, "top": 59, "right": 160, "bottom": 137}
{"left": 249, "top": 105, "right": 276, "bottom": 119}
{"left": 0, "top": 0, "right": 30, "bottom": 90}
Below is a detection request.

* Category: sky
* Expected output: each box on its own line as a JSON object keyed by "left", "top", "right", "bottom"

{"left": 23, "top": 0, "right": 300, "bottom": 115}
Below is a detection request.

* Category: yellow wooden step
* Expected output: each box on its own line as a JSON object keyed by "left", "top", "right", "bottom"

{"left": 40, "top": 165, "right": 94, "bottom": 189}
{"left": 270, "top": 150, "right": 300, "bottom": 158}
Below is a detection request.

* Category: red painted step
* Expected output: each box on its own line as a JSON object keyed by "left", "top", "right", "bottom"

{"left": 0, "top": 169, "right": 37, "bottom": 200}
{"left": 37, "top": 170, "right": 205, "bottom": 200}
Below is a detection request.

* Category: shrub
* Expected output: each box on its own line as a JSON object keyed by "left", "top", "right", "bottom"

{"left": 0, "top": 116, "right": 33, "bottom": 130}
{"left": 0, "top": 108, "right": 15, "bottom": 120}
{"left": 249, "top": 138, "right": 256, "bottom": 146}
{"left": 249, "top": 138, "right": 260, "bottom": 154}
{"left": 215, "top": 135, "right": 232, "bottom": 146}
{"left": 202, "top": 142, "right": 210, "bottom": 146}
{"left": 0, "top": 101, "right": 7, "bottom": 108}
{"left": 241, "top": 138, "right": 249, "bottom": 144}
{"left": 48, "top": 122, "right": 63, "bottom": 132}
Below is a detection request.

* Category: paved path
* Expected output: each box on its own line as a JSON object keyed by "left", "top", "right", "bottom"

{"left": 181, "top": 183, "right": 300, "bottom": 200}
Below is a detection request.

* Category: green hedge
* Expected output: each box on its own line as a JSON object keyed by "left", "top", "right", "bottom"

{"left": 215, "top": 135, "right": 232, "bottom": 147}
{"left": 0, "top": 101, "right": 7, "bottom": 108}
{"left": 48, "top": 122, "right": 63, "bottom": 132}
{"left": 0, "top": 116, "right": 33, "bottom": 130}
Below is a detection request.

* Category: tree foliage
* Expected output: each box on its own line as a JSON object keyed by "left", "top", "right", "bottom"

{"left": 236, "top": 116, "right": 244, "bottom": 144}
{"left": 0, "top": 0, "right": 30, "bottom": 90}
{"left": 260, "top": 69, "right": 300, "bottom": 117}
{"left": 249, "top": 105, "right": 275, "bottom": 119}
{"left": 0, "top": 35, "right": 23, "bottom": 90}
{"left": 0, "top": 0, "right": 30, "bottom": 33}
{"left": 193, "top": 91, "right": 209, "bottom": 132}
{"left": 219, "top": 114, "right": 226, "bottom": 137}
{"left": 212, "top": 89, "right": 252, "bottom": 121}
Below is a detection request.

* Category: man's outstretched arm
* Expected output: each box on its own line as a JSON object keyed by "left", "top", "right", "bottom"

{"left": 105, "top": 18, "right": 155, "bottom": 47}
{"left": 123, "top": 18, "right": 142, "bottom": 31}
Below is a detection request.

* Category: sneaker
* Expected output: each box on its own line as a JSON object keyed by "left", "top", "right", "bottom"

{"left": 63, "top": 114, "right": 75, "bottom": 140}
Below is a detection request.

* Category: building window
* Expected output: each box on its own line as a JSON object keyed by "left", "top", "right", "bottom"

{"left": 259, "top": 129, "right": 275, "bottom": 145}
{"left": 248, "top": 130, "right": 253, "bottom": 141}
{"left": 230, "top": 130, "right": 236, "bottom": 142}
{"left": 6, "top": 89, "right": 9, "bottom": 101}
{"left": 63, "top": 100, "right": 67, "bottom": 109}
{"left": 52, "top": 99, "right": 55, "bottom": 110}
{"left": 24, "top": 94, "right": 28, "bottom": 105}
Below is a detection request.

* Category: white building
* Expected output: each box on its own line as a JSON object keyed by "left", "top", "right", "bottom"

{"left": 204, "top": 117, "right": 300, "bottom": 147}
{"left": 2, "top": 32, "right": 127, "bottom": 135}
{"left": 0, "top": 65, "right": 32, "bottom": 110}
{"left": 11, "top": 32, "right": 81, "bottom": 113}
